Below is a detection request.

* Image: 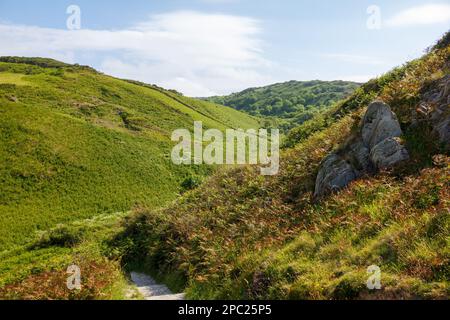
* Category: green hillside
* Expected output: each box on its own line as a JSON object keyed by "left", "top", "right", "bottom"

{"left": 114, "top": 33, "right": 450, "bottom": 299}
{"left": 206, "top": 80, "right": 361, "bottom": 130}
{"left": 0, "top": 57, "right": 260, "bottom": 250}
{"left": 1, "top": 32, "right": 448, "bottom": 300}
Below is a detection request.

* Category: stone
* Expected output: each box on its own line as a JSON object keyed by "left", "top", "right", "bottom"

{"left": 314, "top": 101, "right": 409, "bottom": 199}
{"left": 361, "top": 101, "right": 402, "bottom": 149}
{"left": 314, "top": 154, "right": 358, "bottom": 198}
{"left": 426, "top": 76, "right": 450, "bottom": 149}
{"left": 370, "top": 137, "right": 409, "bottom": 169}
{"left": 434, "top": 115, "right": 450, "bottom": 147}
{"left": 419, "top": 76, "right": 449, "bottom": 145}
{"left": 348, "top": 139, "right": 371, "bottom": 172}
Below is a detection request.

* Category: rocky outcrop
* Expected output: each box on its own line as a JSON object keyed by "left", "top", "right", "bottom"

{"left": 415, "top": 75, "right": 450, "bottom": 150}
{"left": 361, "top": 102, "right": 403, "bottom": 149}
{"left": 314, "top": 101, "right": 409, "bottom": 198}
{"left": 370, "top": 137, "right": 409, "bottom": 169}
{"left": 314, "top": 154, "right": 358, "bottom": 197}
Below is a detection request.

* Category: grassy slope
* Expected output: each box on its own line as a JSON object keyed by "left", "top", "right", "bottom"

{"left": 0, "top": 211, "right": 130, "bottom": 299}
{"left": 206, "top": 80, "right": 360, "bottom": 130}
{"left": 0, "top": 58, "right": 260, "bottom": 251}
{"left": 114, "top": 35, "right": 450, "bottom": 299}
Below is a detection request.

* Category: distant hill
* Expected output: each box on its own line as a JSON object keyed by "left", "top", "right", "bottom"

{"left": 205, "top": 80, "right": 361, "bottom": 130}
{"left": 0, "top": 57, "right": 260, "bottom": 250}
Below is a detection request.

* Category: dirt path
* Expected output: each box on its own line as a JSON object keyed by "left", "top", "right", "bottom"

{"left": 130, "top": 272, "right": 185, "bottom": 300}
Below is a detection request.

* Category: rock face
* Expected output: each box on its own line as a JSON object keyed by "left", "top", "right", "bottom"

{"left": 314, "top": 154, "right": 358, "bottom": 197}
{"left": 361, "top": 101, "right": 403, "bottom": 149}
{"left": 416, "top": 75, "right": 450, "bottom": 150}
{"left": 314, "top": 101, "right": 409, "bottom": 198}
{"left": 370, "top": 137, "right": 409, "bottom": 169}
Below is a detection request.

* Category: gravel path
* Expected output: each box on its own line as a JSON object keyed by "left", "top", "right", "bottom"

{"left": 130, "top": 272, "right": 185, "bottom": 300}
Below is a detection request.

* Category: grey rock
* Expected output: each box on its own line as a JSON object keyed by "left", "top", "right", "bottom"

{"left": 314, "top": 154, "right": 358, "bottom": 198}
{"left": 370, "top": 137, "right": 409, "bottom": 169}
{"left": 434, "top": 115, "right": 450, "bottom": 147}
{"left": 361, "top": 101, "right": 402, "bottom": 149}
{"left": 314, "top": 101, "right": 409, "bottom": 199}
{"left": 430, "top": 103, "right": 446, "bottom": 122}
{"left": 430, "top": 77, "right": 450, "bottom": 149}
{"left": 420, "top": 75, "right": 449, "bottom": 149}
{"left": 348, "top": 139, "right": 371, "bottom": 172}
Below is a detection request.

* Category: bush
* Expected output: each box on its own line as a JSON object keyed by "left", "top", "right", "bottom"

{"left": 32, "top": 225, "right": 85, "bottom": 248}
{"left": 181, "top": 176, "right": 203, "bottom": 192}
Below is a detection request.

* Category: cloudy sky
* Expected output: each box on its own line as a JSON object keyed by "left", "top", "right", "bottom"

{"left": 0, "top": 0, "right": 449, "bottom": 96}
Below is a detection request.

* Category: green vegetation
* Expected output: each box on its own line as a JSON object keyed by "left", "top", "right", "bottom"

{"left": 206, "top": 80, "right": 360, "bottom": 131}
{"left": 1, "top": 32, "right": 448, "bottom": 300}
{"left": 283, "top": 35, "right": 450, "bottom": 149}
{"left": 0, "top": 212, "right": 130, "bottom": 299}
{"left": 0, "top": 57, "right": 259, "bottom": 252}
{"left": 112, "top": 34, "right": 449, "bottom": 300}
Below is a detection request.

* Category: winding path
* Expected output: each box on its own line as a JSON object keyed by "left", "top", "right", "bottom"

{"left": 130, "top": 272, "right": 185, "bottom": 300}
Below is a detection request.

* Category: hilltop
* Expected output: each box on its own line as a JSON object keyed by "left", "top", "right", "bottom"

{"left": 205, "top": 80, "right": 361, "bottom": 131}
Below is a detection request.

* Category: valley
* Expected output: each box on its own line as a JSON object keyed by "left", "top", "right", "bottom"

{"left": 0, "top": 32, "right": 449, "bottom": 300}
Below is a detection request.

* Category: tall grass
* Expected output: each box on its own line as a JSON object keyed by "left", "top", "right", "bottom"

{"left": 0, "top": 58, "right": 259, "bottom": 250}
{"left": 112, "top": 36, "right": 450, "bottom": 299}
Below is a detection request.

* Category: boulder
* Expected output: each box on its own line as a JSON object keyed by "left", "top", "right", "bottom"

{"left": 370, "top": 137, "right": 409, "bottom": 169}
{"left": 361, "top": 101, "right": 402, "bottom": 149}
{"left": 434, "top": 116, "right": 450, "bottom": 148}
{"left": 314, "top": 101, "right": 409, "bottom": 199}
{"left": 424, "top": 75, "right": 450, "bottom": 149}
{"left": 314, "top": 80, "right": 449, "bottom": 199}
{"left": 314, "top": 154, "right": 358, "bottom": 198}
{"left": 348, "top": 139, "right": 371, "bottom": 172}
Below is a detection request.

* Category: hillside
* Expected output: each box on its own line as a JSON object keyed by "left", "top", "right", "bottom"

{"left": 206, "top": 80, "right": 361, "bottom": 130}
{"left": 112, "top": 33, "right": 450, "bottom": 299}
{"left": 0, "top": 57, "right": 260, "bottom": 250}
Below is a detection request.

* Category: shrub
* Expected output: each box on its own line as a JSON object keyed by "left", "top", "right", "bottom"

{"left": 32, "top": 225, "right": 85, "bottom": 249}
{"left": 181, "top": 175, "right": 203, "bottom": 192}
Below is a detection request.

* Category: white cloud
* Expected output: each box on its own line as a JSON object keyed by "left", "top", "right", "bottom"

{"left": 0, "top": 11, "right": 273, "bottom": 96}
{"left": 386, "top": 4, "right": 450, "bottom": 27}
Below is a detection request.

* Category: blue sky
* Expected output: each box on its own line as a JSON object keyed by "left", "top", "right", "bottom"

{"left": 0, "top": 0, "right": 449, "bottom": 96}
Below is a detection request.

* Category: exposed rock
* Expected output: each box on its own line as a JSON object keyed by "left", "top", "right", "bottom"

{"left": 314, "top": 154, "right": 358, "bottom": 198}
{"left": 348, "top": 139, "right": 371, "bottom": 172}
{"left": 361, "top": 101, "right": 402, "bottom": 149}
{"left": 419, "top": 75, "right": 450, "bottom": 149}
{"left": 6, "top": 95, "right": 18, "bottom": 102}
{"left": 370, "top": 137, "right": 409, "bottom": 169}
{"left": 434, "top": 117, "right": 450, "bottom": 148}
{"left": 314, "top": 101, "right": 409, "bottom": 198}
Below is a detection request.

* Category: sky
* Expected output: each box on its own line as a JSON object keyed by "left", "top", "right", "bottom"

{"left": 0, "top": 0, "right": 449, "bottom": 96}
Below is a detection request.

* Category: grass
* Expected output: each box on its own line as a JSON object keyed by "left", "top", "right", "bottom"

{"left": 1, "top": 33, "right": 449, "bottom": 300}
{"left": 0, "top": 211, "right": 130, "bottom": 299}
{"left": 111, "top": 34, "right": 450, "bottom": 300}
{"left": 114, "top": 125, "right": 449, "bottom": 300}
{"left": 0, "top": 73, "right": 32, "bottom": 86}
{"left": 0, "top": 58, "right": 260, "bottom": 251}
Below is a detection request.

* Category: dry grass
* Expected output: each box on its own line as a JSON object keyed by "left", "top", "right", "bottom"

{"left": 112, "top": 36, "right": 450, "bottom": 299}
{"left": 0, "top": 258, "right": 124, "bottom": 300}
